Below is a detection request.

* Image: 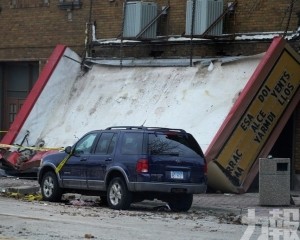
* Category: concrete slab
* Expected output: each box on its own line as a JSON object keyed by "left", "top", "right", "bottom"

{"left": 5, "top": 186, "right": 40, "bottom": 195}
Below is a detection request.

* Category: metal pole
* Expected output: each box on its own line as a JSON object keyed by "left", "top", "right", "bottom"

{"left": 190, "top": 0, "right": 196, "bottom": 67}
{"left": 86, "top": 0, "right": 93, "bottom": 58}
{"left": 283, "top": 0, "right": 295, "bottom": 37}
{"left": 120, "top": 0, "right": 127, "bottom": 69}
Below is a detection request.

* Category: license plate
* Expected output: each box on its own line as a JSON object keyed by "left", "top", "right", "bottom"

{"left": 171, "top": 171, "right": 184, "bottom": 179}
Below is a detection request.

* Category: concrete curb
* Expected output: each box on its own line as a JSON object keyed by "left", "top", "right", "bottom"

{"left": 3, "top": 186, "right": 40, "bottom": 195}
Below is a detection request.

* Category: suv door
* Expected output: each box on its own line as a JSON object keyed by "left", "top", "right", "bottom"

{"left": 118, "top": 132, "right": 145, "bottom": 182}
{"left": 86, "top": 132, "right": 118, "bottom": 190}
{"left": 60, "top": 132, "right": 98, "bottom": 189}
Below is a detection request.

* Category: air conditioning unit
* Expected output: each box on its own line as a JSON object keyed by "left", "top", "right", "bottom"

{"left": 123, "top": 1, "right": 158, "bottom": 39}
{"left": 185, "top": 0, "right": 223, "bottom": 36}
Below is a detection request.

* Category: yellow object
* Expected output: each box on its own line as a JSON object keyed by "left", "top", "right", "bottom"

{"left": 55, "top": 154, "right": 71, "bottom": 173}
{"left": 24, "top": 194, "right": 43, "bottom": 201}
{"left": 0, "top": 143, "right": 64, "bottom": 151}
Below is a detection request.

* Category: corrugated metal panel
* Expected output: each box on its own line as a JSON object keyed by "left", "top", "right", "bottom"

{"left": 123, "top": 1, "right": 157, "bottom": 39}
{"left": 185, "top": 0, "right": 223, "bottom": 36}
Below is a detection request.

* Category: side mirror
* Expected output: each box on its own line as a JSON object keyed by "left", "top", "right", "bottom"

{"left": 65, "top": 146, "right": 72, "bottom": 154}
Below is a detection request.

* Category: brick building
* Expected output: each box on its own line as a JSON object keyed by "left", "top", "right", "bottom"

{"left": 0, "top": 0, "right": 299, "bottom": 187}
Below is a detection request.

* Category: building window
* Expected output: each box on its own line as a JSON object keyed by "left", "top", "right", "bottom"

{"left": 10, "top": 0, "right": 50, "bottom": 9}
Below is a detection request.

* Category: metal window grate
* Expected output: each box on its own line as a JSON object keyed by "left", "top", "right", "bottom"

{"left": 185, "top": 0, "right": 224, "bottom": 36}
{"left": 123, "top": 1, "right": 158, "bottom": 39}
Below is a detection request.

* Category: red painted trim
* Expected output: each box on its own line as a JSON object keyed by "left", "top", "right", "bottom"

{"left": 1, "top": 45, "right": 67, "bottom": 144}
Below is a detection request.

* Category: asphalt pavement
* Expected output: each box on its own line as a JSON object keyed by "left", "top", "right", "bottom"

{"left": 1, "top": 175, "right": 300, "bottom": 222}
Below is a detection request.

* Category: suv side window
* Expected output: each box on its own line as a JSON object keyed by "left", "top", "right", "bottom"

{"left": 148, "top": 133, "right": 200, "bottom": 157}
{"left": 121, "top": 132, "right": 143, "bottom": 155}
{"left": 94, "top": 132, "right": 117, "bottom": 155}
{"left": 74, "top": 132, "right": 98, "bottom": 155}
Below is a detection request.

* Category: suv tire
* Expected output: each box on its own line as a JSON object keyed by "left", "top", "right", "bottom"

{"left": 41, "top": 171, "right": 63, "bottom": 202}
{"left": 167, "top": 193, "right": 193, "bottom": 212}
{"left": 107, "top": 177, "right": 132, "bottom": 210}
{"left": 99, "top": 196, "right": 108, "bottom": 206}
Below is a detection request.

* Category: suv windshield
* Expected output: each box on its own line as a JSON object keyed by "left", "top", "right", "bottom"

{"left": 148, "top": 133, "right": 201, "bottom": 157}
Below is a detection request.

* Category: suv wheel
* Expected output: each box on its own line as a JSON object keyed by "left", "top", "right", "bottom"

{"left": 41, "top": 171, "right": 63, "bottom": 202}
{"left": 107, "top": 177, "right": 132, "bottom": 210}
{"left": 167, "top": 194, "right": 193, "bottom": 212}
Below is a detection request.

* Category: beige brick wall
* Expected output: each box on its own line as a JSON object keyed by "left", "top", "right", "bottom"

{"left": 0, "top": 0, "right": 299, "bottom": 61}
{"left": 224, "top": 0, "right": 300, "bottom": 33}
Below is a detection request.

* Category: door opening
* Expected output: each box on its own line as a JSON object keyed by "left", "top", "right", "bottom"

{"left": 1, "top": 62, "right": 39, "bottom": 136}
{"left": 248, "top": 113, "right": 295, "bottom": 192}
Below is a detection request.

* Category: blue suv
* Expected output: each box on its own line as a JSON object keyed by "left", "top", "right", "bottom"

{"left": 38, "top": 126, "right": 207, "bottom": 212}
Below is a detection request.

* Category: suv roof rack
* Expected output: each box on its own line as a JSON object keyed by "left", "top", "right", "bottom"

{"left": 105, "top": 126, "right": 186, "bottom": 133}
{"left": 106, "top": 126, "right": 144, "bottom": 130}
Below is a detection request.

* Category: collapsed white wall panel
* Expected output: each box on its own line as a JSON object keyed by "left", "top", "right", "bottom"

{"left": 14, "top": 48, "right": 262, "bottom": 153}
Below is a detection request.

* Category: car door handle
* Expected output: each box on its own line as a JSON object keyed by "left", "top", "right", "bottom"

{"left": 80, "top": 158, "right": 88, "bottom": 162}
{"left": 105, "top": 158, "right": 112, "bottom": 162}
